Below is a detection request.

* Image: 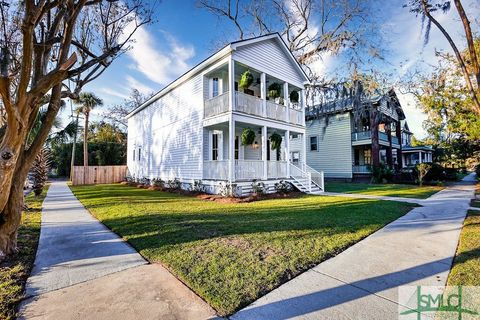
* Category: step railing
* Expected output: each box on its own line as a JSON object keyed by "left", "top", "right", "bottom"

{"left": 302, "top": 163, "right": 324, "bottom": 191}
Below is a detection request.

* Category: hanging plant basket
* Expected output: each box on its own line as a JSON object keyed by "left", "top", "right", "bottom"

{"left": 289, "top": 90, "right": 299, "bottom": 103}
{"left": 268, "top": 83, "right": 281, "bottom": 99}
{"left": 270, "top": 132, "right": 283, "bottom": 151}
{"left": 239, "top": 70, "right": 254, "bottom": 90}
{"left": 241, "top": 128, "right": 256, "bottom": 145}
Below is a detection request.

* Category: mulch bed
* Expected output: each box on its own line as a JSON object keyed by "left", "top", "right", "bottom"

{"left": 120, "top": 181, "right": 302, "bottom": 203}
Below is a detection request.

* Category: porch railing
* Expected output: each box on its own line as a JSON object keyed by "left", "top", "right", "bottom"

{"left": 302, "top": 163, "right": 324, "bottom": 191}
{"left": 267, "top": 161, "right": 288, "bottom": 179}
{"left": 203, "top": 160, "right": 228, "bottom": 180}
{"left": 351, "top": 131, "right": 372, "bottom": 141}
{"left": 352, "top": 165, "right": 371, "bottom": 173}
{"left": 266, "top": 100, "right": 287, "bottom": 122}
{"left": 235, "top": 160, "right": 264, "bottom": 180}
{"left": 289, "top": 108, "right": 303, "bottom": 125}
{"left": 204, "top": 92, "right": 229, "bottom": 118}
{"left": 235, "top": 92, "right": 263, "bottom": 117}
{"left": 379, "top": 132, "right": 389, "bottom": 142}
{"left": 392, "top": 136, "right": 400, "bottom": 145}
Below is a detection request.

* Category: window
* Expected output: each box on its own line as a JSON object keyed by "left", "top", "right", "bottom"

{"left": 364, "top": 149, "right": 372, "bottom": 165}
{"left": 310, "top": 136, "right": 318, "bottom": 151}
{"left": 138, "top": 148, "right": 141, "bottom": 161}
{"left": 291, "top": 151, "right": 300, "bottom": 164}
{"left": 133, "top": 149, "right": 135, "bottom": 161}
{"left": 212, "top": 133, "right": 219, "bottom": 160}
{"left": 291, "top": 133, "right": 299, "bottom": 139}
{"left": 212, "top": 78, "right": 219, "bottom": 97}
{"left": 235, "top": 136, "right": 239, "bottom": 160}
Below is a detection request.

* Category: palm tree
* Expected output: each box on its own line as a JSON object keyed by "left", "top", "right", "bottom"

{"left": 74, "top": 92, "right": 103, "bottom": 170}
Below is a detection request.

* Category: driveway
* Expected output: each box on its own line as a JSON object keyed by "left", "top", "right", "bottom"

{"left": 232, "top": 174, "right": 477, "bottom": 320}
{"left": 19, "top": 181, "right": 215, "bottom": 320}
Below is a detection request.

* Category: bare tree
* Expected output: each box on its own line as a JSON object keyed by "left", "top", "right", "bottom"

{"left": 197, "top": 0, "right": 374, "bottom": 73}
{"left": 406, "top": 0, "right": 480, "bottom": 115}
{"left": 102, "top": 89, "right": 151, "bottom": 130}
{"left": 0, "top": 1, "right": 155, "bottom": 260}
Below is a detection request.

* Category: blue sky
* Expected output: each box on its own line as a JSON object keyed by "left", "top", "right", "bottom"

{"left": 72, "top": 0, "right": 479, "bottom": 139}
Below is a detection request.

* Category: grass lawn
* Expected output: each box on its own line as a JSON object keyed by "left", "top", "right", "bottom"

{"left": 0, "top": 186, "right": 49, "bottom": 320}
{"left": 325, "top": 182, "right": 443, "bottom": 199}
{"left": 70, "top": 183, "right": 415, "bottom": 315}
{"left": 447, "top": 210, "right": 480, "bottom": 286}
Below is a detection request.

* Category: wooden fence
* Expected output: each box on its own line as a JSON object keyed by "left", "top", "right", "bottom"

{"left": 71, "top": 165, "right": 128, "bottom": 186}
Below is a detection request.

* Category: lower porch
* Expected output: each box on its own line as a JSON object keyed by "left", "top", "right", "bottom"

{"left": 352, "top": 145, "right": 402, "bottom": 174}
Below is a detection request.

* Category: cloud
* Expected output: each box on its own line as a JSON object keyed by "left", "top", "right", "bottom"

{"left": 397, "top": 92, "right": 427, "bottom": 139}
{"left": 98, "top": 87, "right": 130, "bottom": 100}
{"left": 125, "top": 76, "right": 155, "bottom": 95}
{"left": 122, "top": 25, "right": 195, "bottom": 86}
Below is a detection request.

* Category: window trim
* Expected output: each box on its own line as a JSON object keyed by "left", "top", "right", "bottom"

{"left": 309, "top": 135, "right": 318, "bottom": 152}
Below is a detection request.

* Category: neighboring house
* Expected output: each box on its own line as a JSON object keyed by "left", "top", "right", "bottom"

{"left": 401, "top": 122, "right": 433, "bottom": 167}
{"left": 126, "top": 33, "right": 324, "bottom": 195}
{"left": 301, "top": 89, "right": 406, "bottom": 180}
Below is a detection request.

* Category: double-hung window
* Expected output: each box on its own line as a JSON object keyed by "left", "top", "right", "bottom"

{"left": 212, "top": 133, "right": 219, "bottom": 160}
{"left": 310, "top": 136, "right": 318, "bottom": 151}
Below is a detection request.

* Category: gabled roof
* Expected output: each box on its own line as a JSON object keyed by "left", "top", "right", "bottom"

{"left": 126, "top": 33, "right": 309, "bottom": 119}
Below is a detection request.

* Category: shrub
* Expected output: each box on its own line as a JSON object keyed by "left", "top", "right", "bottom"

{"left": 239, "top": 70, "right": 254, "bottom": 90}
{"left": 192, "top": 180, "right": 205, "bottom": 193}
{"left": 369, "top": 163, "right": 394, "bottom": 183}
{"left": 152, "top": 178, "right": 164, "bottom": 188}
{"left": 274, "top": 180, "right": 292, "bottom": 193}
{"left": 166, "top": 178, "right": 181, "bottom": 190}
{"left": 415, "top": 163, "right": 432, "bottom": 186}
{"left": 241, "top": 128, "right": 256, "bottom": 146}
{"left": 218, "top": 182, "right": 237, "bottom": 197}
{"left": 140, "top": 177, "right": 150, "bottom": 186}
{"left": 252, "top": 179, "right": 266, "bottom": 195}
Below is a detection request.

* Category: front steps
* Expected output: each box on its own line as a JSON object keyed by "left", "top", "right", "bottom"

{"left": 290, "top": 178, "right": 323, "bottom": 195}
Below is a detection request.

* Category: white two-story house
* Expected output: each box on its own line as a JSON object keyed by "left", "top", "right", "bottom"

{"left": 126, "top": 33, "right": 324, "bottom": 195}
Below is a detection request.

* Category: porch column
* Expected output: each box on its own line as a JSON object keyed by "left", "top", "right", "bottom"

{"left": 386, "top": 124, "right": 393, "bottom": 168}
{"left": 370, "top": 110, "right": 380, "bottom": 167}
{"left": 261, "top": 73, "right": 267, "bottom": 117}
{"left": 285, "top": 130, "right": 290, "bottom": 176}
{"left": 301, "top": 89, "right": 306, "bottom": 126}
{"left": 284, "top": 82, "right": 290, "bottom": 123}
{"left": 262, "top": 126, "right": 268, "bottom": 180}
{"left": 228, "top": 58, "right": 235, "bottom": 111}
{"left": 228, "top": 118, "right": 235, "bottom": 182}
{"left": 396, "top": 120, "right": 403, "bottom": 168}
{"left": 302, "top": 132, "right": 307, "bottom": 167}
{"left": 418, "top": 151, "right": 422, "bottom": 164}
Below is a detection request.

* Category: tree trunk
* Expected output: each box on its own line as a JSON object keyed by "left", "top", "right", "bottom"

{"left": 370, "top": 110, "right": 380, "bottom": 167}
{"left": 0, "top": 154, "right": 30, "bottom": 260}
{"left": 83, "top": 110, "right": 89, "bottom": 184}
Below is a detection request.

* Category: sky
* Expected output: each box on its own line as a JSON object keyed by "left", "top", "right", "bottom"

{"left": 73, "top": 0, "right": 480, "bottom": 140}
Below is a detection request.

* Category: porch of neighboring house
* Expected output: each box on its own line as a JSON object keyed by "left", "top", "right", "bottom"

{"left": 402, "top": 147, "right": 433, "bottom": 167}
{"left": 202, "top": 121, "right": 304, "bottom": 182}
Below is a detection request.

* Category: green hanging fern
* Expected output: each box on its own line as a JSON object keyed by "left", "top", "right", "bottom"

{"left": 239, "top": 70, "right": 254, "bottom": 90}
{"left": 268, "top": 83, "right": 281, "bottom": 99}
{"left": 241, "top": 128, "right": 256, "bottom": 145}
{"left": 270, "top": 132, "right": 283, "bottom": 151}
{"left": 289, "top": 90, "right": 299, "bottom": 103}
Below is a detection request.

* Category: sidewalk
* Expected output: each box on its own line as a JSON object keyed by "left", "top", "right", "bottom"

{"left": 19, "top": 181, "right": 215, "bottom": 320}
{"left": 232, "top": 174, "right": 476, "bottom": 320}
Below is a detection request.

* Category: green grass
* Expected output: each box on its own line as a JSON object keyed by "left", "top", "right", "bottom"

{"left": 325, "top": 182, "right": 443, "bottom": 199}
{"left": 70, "top": 183, "right": 415, "bottom": 315}
{"left": 0, "top": 186, "right": 49, "bottom": 320}
{"left": 447, "top": 210, "right": 480, "bottom": 286}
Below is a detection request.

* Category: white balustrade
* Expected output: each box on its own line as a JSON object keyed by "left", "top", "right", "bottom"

{"left": 204, "top": 92, "right": 229, "bottom": 118}
{"left": 203, "top": 160, "right": 229, "bottom": 180}
{"left": 267, "top": 161, "right": 288, "bottom": 179}
{"left": 266, "top": 100, "right": 287, "bottom": 122}
{"left": 235, "top": 92, "right": 263, "bottom": 117}
{"left": 235, "top": 160, "right": 264, "bottom": 180}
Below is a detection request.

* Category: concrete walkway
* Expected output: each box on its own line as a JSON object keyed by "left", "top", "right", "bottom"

{"left": 232, "top": 174, "right": 477, "bottom": 320}
{"left": 19, "top": 181, "right": 215, "bottom": 320}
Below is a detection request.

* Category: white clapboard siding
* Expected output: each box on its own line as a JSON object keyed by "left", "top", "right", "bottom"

{"left": 128, "top": 74, "right": 203, "bottom": 180}
{"left": 233, "top": 38, "right": 305, "bottom": 87}
{"left": 292, "top": 113, "right": 353, "bottom": 179}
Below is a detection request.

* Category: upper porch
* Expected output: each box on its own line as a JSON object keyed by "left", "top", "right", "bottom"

{"left": 203, "top": 60, "right": 305, "bottom": 127}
